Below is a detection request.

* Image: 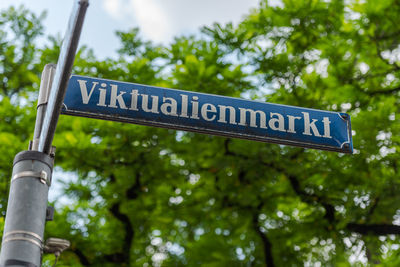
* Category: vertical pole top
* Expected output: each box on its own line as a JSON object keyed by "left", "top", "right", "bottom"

{"left": 37, "top": 64, "right": 56, "bottom": 108}
{"left": 38, "top": 0, "right": 89, "bottom": 154}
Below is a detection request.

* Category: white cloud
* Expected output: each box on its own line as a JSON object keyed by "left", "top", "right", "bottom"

{"left": 102, "top": 0, "right": 124, "bottom": 20}
{"left": 128, "top": 0, "right": 173, "bottom": 43}
{"left": 101, "top": 0, "right": 259, "bottom": 43}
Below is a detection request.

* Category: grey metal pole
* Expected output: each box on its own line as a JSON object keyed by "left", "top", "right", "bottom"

{"left": 38, "top": 0, "right": 89, "bottom": 154}
{"left": 0, "top": 151, "right": 53, "bottom": 267}
{"left": 31, "top": 64, "right": 56, "bottom": 151}
{"left": 0, "top": 1, "right": 89, "bottom": 266}
{"left": 0, "top": 66, "right": 56, "bottom": 267}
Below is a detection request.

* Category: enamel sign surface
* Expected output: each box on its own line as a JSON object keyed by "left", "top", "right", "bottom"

{"left": 62, "top": 75, "right": 353, "bottom": 153}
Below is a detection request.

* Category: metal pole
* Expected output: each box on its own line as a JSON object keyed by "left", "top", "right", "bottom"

{"left": 31, "top": 64, "right": 56, "bottom": 151}
{"left": 0, "top": 65, "right": 56, "bottom": 267}
{"left": 0, "top": 151, "right": 53, "bottom": 267}
{"left": 0, "top": 1, "right": 89, "bottom": 266}
{"left": 38, "top": 0, "right": 89, "bottom": 154}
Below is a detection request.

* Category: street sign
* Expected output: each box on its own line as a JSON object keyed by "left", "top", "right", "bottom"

{"left": 62, "top": 75, "right": 353, "bottom": 153}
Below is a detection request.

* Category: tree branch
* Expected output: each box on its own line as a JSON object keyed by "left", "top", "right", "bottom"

{"left": 372, "top": 33, "right": 400, "bottom": 70}
{"left": 106, "top": 202, "right": 134, "bottom": 264}
{"left": 252, "top": 203, "right": 275, "bottom": 267}
{"left": 286, "top": 174, "right": 335, "bottom": 223}
{"left": 347, "top": 223, "right": 400, "bottom": 235}
{"left": 225, "top": 140, "right": 335, "bottom": 224}
{"left": 366, "top": 86, "right": 400, "bottom": 96}
{"left": 365, "top": 197, "right": 380, "bottom": 222}
{"left": 70, "top": 247, "right": 91, "bottom": 266}
{"left": 126, "top": 172, "right": 142, "bottom": 199}
{"left": 224, "top": 138, "right": 250, "bottom": 159}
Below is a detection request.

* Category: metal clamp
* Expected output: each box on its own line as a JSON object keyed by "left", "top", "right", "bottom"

{"left": 43, "top": 238, "right": 70, "bottom": 256}
{"left": 2, "top": 231, "right": 43, "bottom": 249}
{"left": 12, "top": 170, "right": 49, "bottom": 186}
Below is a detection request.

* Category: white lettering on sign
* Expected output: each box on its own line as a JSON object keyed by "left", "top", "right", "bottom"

{"left": 201, "top": 103, "right": 217, "bottom": 121}
{"left": 76, "top": 79, "right": 333, "bottom": 139}
{"left": 217, "top": 105, "right": 237, "bottom": 125}
{"left": 77, "top": 79, "right": 97, "bottom": 104}
{"left": 269, "top": 112, "right": 286, "bottom": 132}
{"left": 109, "top": 84, "right": 127, "bottom": 109}
{"left": 160, "top": 97, "right": 178, "bottom": 117}
{"left": 238, "top": 108, "right": 268, "bottom": 129}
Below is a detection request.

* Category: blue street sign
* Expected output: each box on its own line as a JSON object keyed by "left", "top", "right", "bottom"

{"left": 62, "top": 75, "right": 353, "bottom": 153}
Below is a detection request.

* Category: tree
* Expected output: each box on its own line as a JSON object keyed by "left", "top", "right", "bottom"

{"left": 0, "top": 5, "right": 45, "bottom": 219}
{"left": 1, "top": 0, "right": 400, "bottom": 266}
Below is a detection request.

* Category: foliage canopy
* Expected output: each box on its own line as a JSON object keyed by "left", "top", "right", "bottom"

{"left": 1, "top": 0, "right": 400, "bottom": 266}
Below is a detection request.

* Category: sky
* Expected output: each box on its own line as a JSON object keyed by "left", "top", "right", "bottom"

{"left": 1, "top": 0, "right": 259, "bottom": 59}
